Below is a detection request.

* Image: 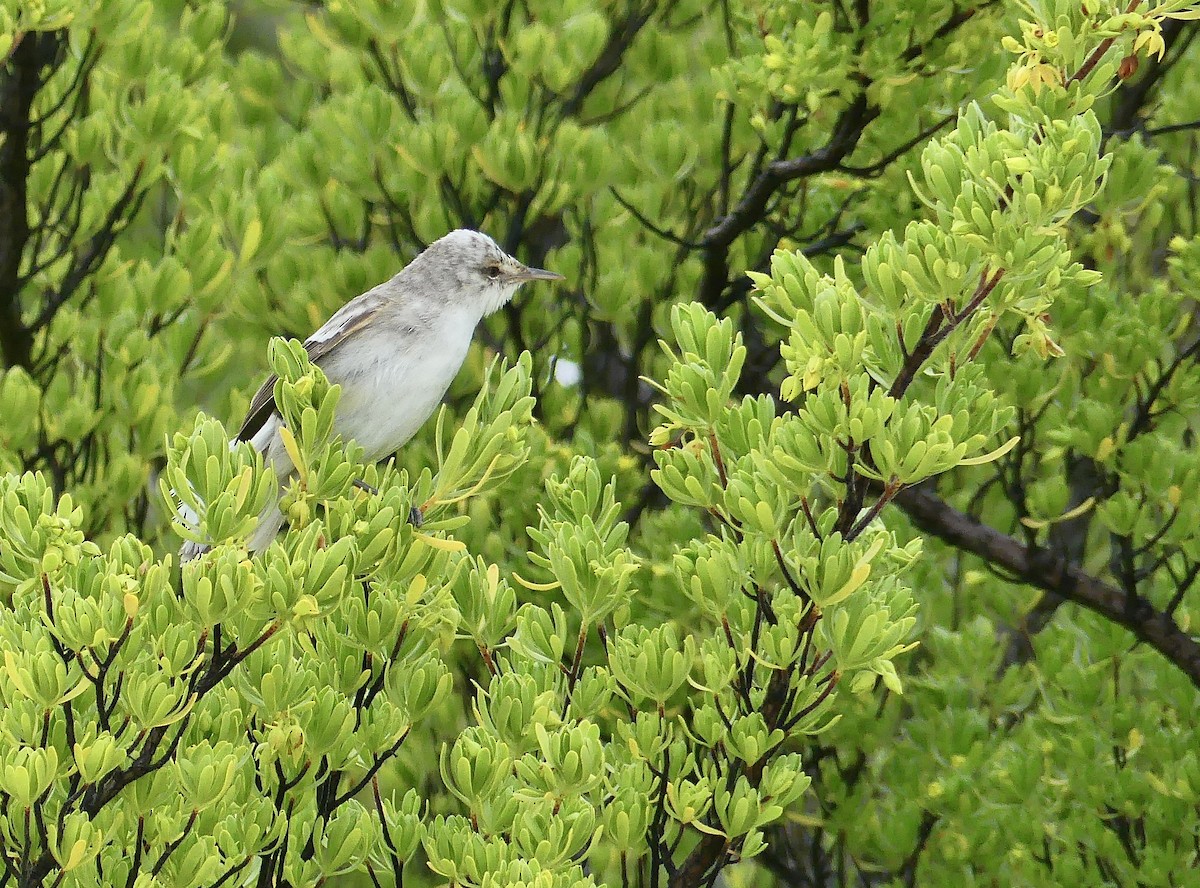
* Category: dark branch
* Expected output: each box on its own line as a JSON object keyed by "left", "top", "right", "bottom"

{"left": 1109, "top": 17, "right": 1190, "bottom": 134}
{"left": 560, "top": 4, "right": 656, "bottom": 119}
{"left": 1068, "top": 0, "right": 1144, "bottom": 86}
{"left": 30, "top": 159, "right": 147, "bottom": 334}
{"left": 0, "top": 31, "right": 64, "bottom": 370}
{"left": 894, "top": 483, "right": 1200, "bottom": 689}
{"left": 701, "top": 93, "right": 879, "bottom": 253}
{"left": 888, "top": 268, "right": 1005, "bottom": 400}
{"left": 698, "top": 93, "right": 880, "bottom": 307}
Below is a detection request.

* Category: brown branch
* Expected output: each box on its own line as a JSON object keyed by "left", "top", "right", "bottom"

{"left": 609, "top": 185, "right": 700, "bottom": 248}
{"left": 847, "top": 478, "right": 901, "bottom": 540}
{"left": 669, "top": 669, "right": 792, "bottom": 888}
{"left": 707, "top": 432, "right": 728, "bottom": 487}
{"left": 888, "top": 268, "right": 1005, "bottom": 400}
{"left": 893, "top": 483, "right": 1200, "bottom": 689}
{"left": 1068, "top": 0, "right": 1144, "bottom": 86}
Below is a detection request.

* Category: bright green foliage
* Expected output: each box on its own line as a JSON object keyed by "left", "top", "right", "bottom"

{"left": 2, "top": 1, "right": 1200, "bottom": 887}
{"left": 0, "top": 353, "right": 534, "bottom": 886}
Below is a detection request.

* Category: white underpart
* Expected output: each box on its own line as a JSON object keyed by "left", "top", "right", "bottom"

{"left": 317, "top": 301, "right": 480, "bottom": 462}
{"left": 179, "top": 301, "right": 484, "bottom": 562}
{"left": 178, "top": 228, "right": 536, "bottom": 563}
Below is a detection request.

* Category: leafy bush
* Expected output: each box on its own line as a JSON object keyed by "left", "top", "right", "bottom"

{"left": 1, "top": 1, "right": 1199, "bottom": 886}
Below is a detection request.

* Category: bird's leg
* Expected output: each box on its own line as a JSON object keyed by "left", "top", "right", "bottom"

{"left": 352, "top": 477, "right": 423, "bottom": 526}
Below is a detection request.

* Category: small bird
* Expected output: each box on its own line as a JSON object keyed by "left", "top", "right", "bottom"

{"left": 180, "top": 229, "right": 564, "bottom": 562}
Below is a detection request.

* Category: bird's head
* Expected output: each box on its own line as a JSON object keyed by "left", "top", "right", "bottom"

{"left": 411, "top": 229, "right": 564, "bottom": 317}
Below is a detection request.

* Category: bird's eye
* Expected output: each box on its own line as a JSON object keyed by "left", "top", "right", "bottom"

{"left": 485, "top": 264, "right": 503, "bottom": 280}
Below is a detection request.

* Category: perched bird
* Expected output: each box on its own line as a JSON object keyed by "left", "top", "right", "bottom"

{"left": 180, "top": 229, "right": 564, "bottom": 562}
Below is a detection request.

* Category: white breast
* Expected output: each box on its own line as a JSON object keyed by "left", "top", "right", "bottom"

{"left": 320, "top": 305, "right": 478, "bottom": 462}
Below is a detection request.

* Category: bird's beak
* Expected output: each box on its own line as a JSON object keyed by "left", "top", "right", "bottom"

{"left": 509, "top": 265, "right": 565, "bottom": 283}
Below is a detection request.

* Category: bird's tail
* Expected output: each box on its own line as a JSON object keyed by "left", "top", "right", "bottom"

{"left": 172, "top": 425, "right": 290, "bottom": 563}
{"left": 176, "top": 497, "right": 209, "bottom": 563}
{"left": 246, "top": 500, "right": 286, "bottom": 555}
{"left": 175, "top": 493, "right": 286, "bottom": 564}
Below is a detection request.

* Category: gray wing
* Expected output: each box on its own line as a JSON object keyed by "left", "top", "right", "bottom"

{"left": 235, "top": 292, "right": 387, "bottom": 443}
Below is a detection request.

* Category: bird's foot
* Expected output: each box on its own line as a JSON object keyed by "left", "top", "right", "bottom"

{"left": 352, "top": 478, "right": 380, "bottom": 495}
{"left": 351, "top": 478, "right": 421, "bottom": 526}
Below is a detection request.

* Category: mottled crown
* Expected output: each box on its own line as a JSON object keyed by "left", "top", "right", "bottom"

{"left": 395, "top": 229, "right": 530, "bottom": 316}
